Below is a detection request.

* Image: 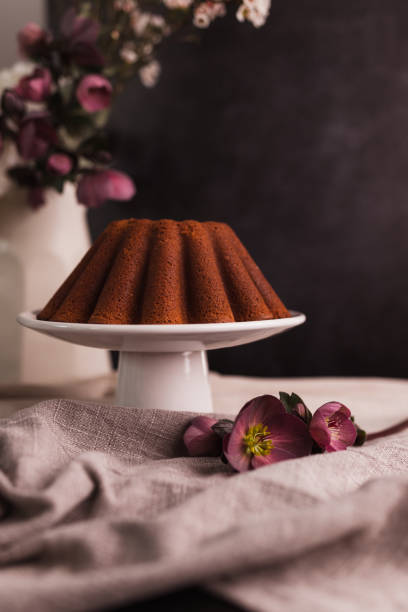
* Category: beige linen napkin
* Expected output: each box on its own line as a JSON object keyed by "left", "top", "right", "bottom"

{"left": 0, "top": 398, "right": 407, "bottom": 612}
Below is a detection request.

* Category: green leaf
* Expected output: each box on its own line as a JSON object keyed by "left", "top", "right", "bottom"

{"left": 279, "top": 391, "right": 313, "bottom": 425}
{"left": 45, "top": 175, "right": 66, "bottom": 194}
{"left": 353, "top": 425, "right": 367, "bottom": 446}
{"left": 212, "top": 419, "right": 234, "bottom": 439}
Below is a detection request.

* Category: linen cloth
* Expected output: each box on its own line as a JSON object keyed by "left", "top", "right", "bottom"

{"left": 0, "top": 375, "right": 407, "bottom": 612}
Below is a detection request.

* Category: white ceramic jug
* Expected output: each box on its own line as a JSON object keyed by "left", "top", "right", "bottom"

{"left": 0, "top": 184, "right": 111, "bottom": 385}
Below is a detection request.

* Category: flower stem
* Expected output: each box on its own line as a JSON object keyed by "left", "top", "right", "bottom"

{"left": 367, "top": 418, "right": 408, "bottom": 441}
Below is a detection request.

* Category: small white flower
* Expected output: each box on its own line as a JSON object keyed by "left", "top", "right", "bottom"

{"left": 131, "top": 10, "right": 151, "bottom": 35}
{"left": 114, "top": 0, "right": 136, "bottom": 12}
{"left": 236, "top": 0, "right": 270, "bottom": 27}
{"left": 139, "top": 60, "right": 161, "bottom": 88}
{"left": 130, "top": 10, "right": 170, "bottom": 38}
{"left": 193, "top": 8, "right": 211, "bottom": 28}
{"left": 0, "top": 62, "right": 34, "bottom": 97}
{"left": 193, "top": 2, "right": 226, "bottom": 29}
{"left": 163, "top": 0, "right": 193, "bottom": 9}
{"left": 143, "top": 42, "right": 154, "bottom": 55}
{"left": 212, "top": 3, "right": 227, "bottom": 18}
{"left": 120, "top": 43, "right": 138, "bottom": 64}
{"left": 150, "top": 15, "right": 167, "bottom": 30}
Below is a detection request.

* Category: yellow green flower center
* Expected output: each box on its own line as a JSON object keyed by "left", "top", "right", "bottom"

{"left": 243, "top": 423, "right": 274, "bottom": 456}
{"left": 325, "top": 416, "right": 341, "bottom": 440}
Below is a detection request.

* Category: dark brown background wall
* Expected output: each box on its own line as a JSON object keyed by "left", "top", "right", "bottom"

{"left": 50, "top": 1, "right": 408, "bottom": 378}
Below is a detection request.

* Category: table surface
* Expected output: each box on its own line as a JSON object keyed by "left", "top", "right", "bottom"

{"left": 1, "top": 373, "right": 407, "bottom": 433}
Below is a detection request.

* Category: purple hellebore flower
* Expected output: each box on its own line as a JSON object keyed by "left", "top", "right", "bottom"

{"left": 60, "top": 7, "right": 99, "bottom": 44}
{"left": 76, "top": 169, "right": 136, "bottom": 208}
{"left": 223, "top": 395, "right": 313, "bottom": 472}
{"left": 17, "top": 22, "right": 49, "bottom": 58}
{"left": 60, "top": 8, "right": 104, "bottom": 67}
{"left": 17, "top": 113, "right": 58, "bottom": 160}
{"left": 76, "top": 74, "right": 112, "bottom": 113}
{"left": 309, "top": 402, "right": 357, "bottom": 452}
{"left": 15, "top": 67, "right": 52, "bottom": 102}
{"left": 47, "top": 153, "right": 73, "bottom": 176}
{"left": 184, "top": 416, "right": 222, "bottom": 457}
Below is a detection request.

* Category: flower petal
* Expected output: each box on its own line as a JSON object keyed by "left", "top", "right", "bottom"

{"left": 184, "top": 416, "right": 221, "bottom": 457}
{"left": 17, "top": 113, "right": 58, "bottom": 160}
{"left": 15, "top": 67, "right": 52, "bottom": 102}
{"left": 237, "top": 395, "right": 285, "bottom": 430}
{"left": 310, "top": 402, "right": 357, "bottom": 452}
{"left": 251, "top": 446, "right": 296, "bottom": 467}
{"left": 267, "top": 413, "right": 313, "bottom": 457}
{"left": 223, "top": 430, "right": 251, "bottom": 472}
{"left": 76, "top": 170, "right": 135, "bottom": 208}
{"left": 18, "top": 22, "right": 48, "bottom": 58}
{"left": 313, "top": 401, "right": 351, "bottom": 420}
{"left": 76, "top": 74, "right": 112, "bottom": 113}
{"left": 47, "top": 153, "right": 73, "bottom": 176}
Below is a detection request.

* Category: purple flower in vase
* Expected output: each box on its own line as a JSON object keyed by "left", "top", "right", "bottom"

{"left": 309, "top": 402, "right": 357, "bottom": 452}
{"left": 76, "top": 75, "right": 112, "bottom": 113}
{"left": 18, "top": 22, "right": 49, "bottom": 58}
{"left": 76, "top": 169, "right": 135, "bottom": 208}
{"left": 15, "top": 68, "right": 52, "bottom": 102}
{"left": 1, "top": 89, "right": 25, "bottom": 120}
{"left": 47, "top": 153, "right": 73, "bottom": 176}
{"left": 184, "top": 416, "right": 222, "bottom": 457}
{"left": 223, "top": 395, "right": 312, "bottom": 472}
{"left": 60, "top": 8, "right": 104, "bottom": 67}
{"left": 17, "top": 113, "right": 58, "bottom": 160}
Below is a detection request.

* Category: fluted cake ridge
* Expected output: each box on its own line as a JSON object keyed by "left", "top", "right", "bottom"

{"left": 37, "top": 218, "right": 290, "bottom": 325}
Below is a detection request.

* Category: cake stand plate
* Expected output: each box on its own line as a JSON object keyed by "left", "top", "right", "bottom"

{"left": 17, "top": 311, "right": 306, "bottom": 413}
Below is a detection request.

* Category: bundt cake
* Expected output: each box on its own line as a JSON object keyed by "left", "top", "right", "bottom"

{"left": 37, "top": 219, "right": 290, "bottom": 325}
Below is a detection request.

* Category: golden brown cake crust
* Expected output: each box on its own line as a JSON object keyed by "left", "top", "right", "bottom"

{"left": 37, "top": 219, "right": 290, "bottom": 324}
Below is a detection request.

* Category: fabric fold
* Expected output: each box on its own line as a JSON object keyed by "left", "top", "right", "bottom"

{"left": 0, "top": 398, "right": 407, "bottom": 612}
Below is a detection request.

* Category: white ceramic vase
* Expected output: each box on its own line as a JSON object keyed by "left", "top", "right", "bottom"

{"left": 0, "top": 184, "right": 111, "bottom": 385}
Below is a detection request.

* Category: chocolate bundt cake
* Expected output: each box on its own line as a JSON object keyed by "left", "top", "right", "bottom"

{"left": 37, "top": 219, "right": 290, "bottom": 324}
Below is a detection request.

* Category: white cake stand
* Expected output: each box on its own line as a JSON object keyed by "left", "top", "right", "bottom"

{"left": 17, "top": 311, "right": 305, "bottom": 413}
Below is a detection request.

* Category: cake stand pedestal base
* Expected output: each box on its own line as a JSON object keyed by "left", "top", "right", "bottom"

{"left": 117, "top": 350, "right": 212, "bottom": 412}
{"left": 17, "top": 311, "right": 306, "bottom": 414}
